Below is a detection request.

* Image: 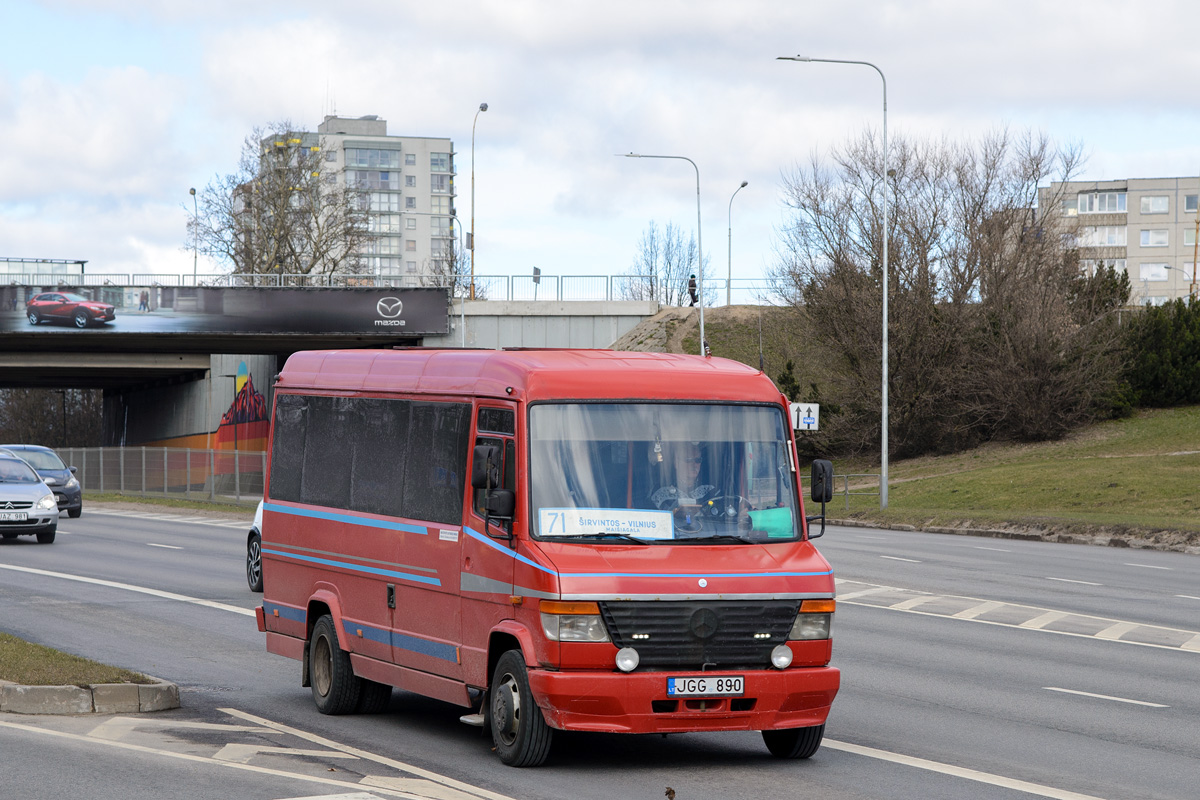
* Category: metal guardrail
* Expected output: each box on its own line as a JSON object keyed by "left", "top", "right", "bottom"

{"left": 834, "top": 473, "right": 881, "bottom": 511}
{"left": 58, "top": 447, "right": 265, "bottom": 505}
{"left": 4, "top": 272, "right": 785, "bottom": 306}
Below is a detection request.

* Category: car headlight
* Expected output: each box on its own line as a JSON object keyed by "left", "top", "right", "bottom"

{"left": 36, "top": 493, "right": 58, "bottom": 510}
{"left": 788, "top": 599, "right": 835, "bottom": 640}
{"left": 539, "top": 600, "right": 610, "bottom": 642}
{"left": 66, "top": 476, "right": 79, "bottom": 489}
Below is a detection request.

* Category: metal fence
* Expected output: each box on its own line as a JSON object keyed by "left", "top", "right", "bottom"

{"left": 5, "top": 271, "right": 784, "bottom": 306}
{"left": 58, "top": 447, "right": 265, "bottom": 505}
{"left": 833, "top": 474, "right": 881, "bottom": 512}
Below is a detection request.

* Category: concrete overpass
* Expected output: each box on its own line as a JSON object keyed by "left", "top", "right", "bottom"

{"left": 0, "top": 298, "right": 659, "bottom": 446}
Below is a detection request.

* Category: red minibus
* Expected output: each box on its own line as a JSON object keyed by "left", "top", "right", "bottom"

{"left": 256, "top": 348, "right": 839, "bottom": 766}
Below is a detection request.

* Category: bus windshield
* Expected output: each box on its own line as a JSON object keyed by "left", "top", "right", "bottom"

{"left": 529, "top": 403, "right": 800, "bottom": 543}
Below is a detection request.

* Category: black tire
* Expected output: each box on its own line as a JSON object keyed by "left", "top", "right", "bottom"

{"left": 68, "top": 507, "right": 82, "bottom": 519}
{"left": 36, "top": 527, "right": 56, "bottom": 544}
{"left": 763, "top": 724, "right": 824, "bottom": 759}
{"left": 356, "top": 679, "right": 392, "bottom": 713}
{"left": 309, "top": 615, "right": 361, "bottom": 714}
{"left": 74, "top": 310, "right": 90, "bottom": 328}
{"left": 246, "top": 532, "right": 263, "bottom": 592}
{"left": 489, "top": 650, "right": 553, "bottom": 767}
{"left": 27, "top": 310, "right": 39, "bottom": 325}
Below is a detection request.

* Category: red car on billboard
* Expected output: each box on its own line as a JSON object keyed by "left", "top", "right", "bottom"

{"left": 26, "top": 292, "right": 116, "bottom": 328}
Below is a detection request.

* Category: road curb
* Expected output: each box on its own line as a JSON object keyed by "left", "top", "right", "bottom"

{"left": 0, "top": 676, "right": 179, "bottom": 715}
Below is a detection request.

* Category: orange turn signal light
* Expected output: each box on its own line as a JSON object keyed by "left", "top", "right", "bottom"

{"left": 539, "top": 600, "right": 601, "bottom": 615}
{"left": 800, "top": 599, "right": 836, "bottom": 614}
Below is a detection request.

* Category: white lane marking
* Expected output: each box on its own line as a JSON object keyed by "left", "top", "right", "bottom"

{"left": 0, "top": 718, "right": 438, "bottom": 800}
{"left": 90, "top": 509, "right": 250, "bottom": 529}
{"left": 147, "top": 543, "right": 183, "bottom": 550}
{"left": 1178, "top": 595, "right": 1200, "bottom": 601}
{"left": 221, "top": 708, "right": 516, "bottom": 800}
{"left": 890, "top": 595, "right": 936, "bottom": 610}
{"left": 1019, "top": 611, "right": 1069, "bottom": 630}
{"left": 951, "top": 600, "right": 1006, "bottom": 620}
{"left": 1045, "top": 576, "right": 1103, "bottom": 586}
{"left": 214, "top": 744, "right": 360, "bottom": 764}
{"left": 837, "top": 579, "right": 1200, "bottom": 653}
{"left": 1044, "top": 687, "right": 1169, "bottom": 708}
{"left": 89, "top": 716, "right": 276, "bottom": 741}
{"left": 974, "top": 546, "right": 1010, "bottom": 552}
{"left": 880, "top": 555, "right": 922, "bottom": 563}
{"left": 835, "top": 587, "right": 891, "bottom": 601}
{"left": 823, "top": 738, "right": 1106, "bottom": 800}
{"left": 1094, "top": 621, "right": 1139, "bottom": 641}
{"left": 1125, "top": 563, "right": 1171, "bottom": 570}
{"left": 0, "top": 563, "right": 254, "bottom": 617}
{"left": 277, "top": 794, "right": 381, "bottom": 800}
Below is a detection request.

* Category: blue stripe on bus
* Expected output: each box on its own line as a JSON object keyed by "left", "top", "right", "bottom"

{"left": 262, "top": 547, "right": 441, "bottom": 587}
{"left": 263, "top": 602, "right": 306, "bottom": 623}
{"left": 342, "top": 620, "right": 458, "bottom": 662}
{"left": 264, "top": 503, "right": 428, "bottom": 535}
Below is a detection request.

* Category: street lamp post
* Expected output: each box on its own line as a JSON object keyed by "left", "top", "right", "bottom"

{"left": 620, "top": 153, "right": 707, "bottom": 356}
{"left": 727, "top": 181, "right": 748, "bottom": 306}
{"left": 470, "top": 102, "right": 488, "bottom": 300}
{"left": 189, "top": 187, "right": 198, "bottom": 283}
{"left": 778, "top": 54, "right": 890, "bottom": 509}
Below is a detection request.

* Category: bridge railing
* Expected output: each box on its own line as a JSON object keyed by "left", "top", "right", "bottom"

{"left": 7, "top": 272, "right": 785, "bottom": 306}
{"left": 59, "top": 447, "right": 264, "bottom": 507}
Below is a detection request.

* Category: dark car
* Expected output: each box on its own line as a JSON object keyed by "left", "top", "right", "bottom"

{"left": 0, "top": 453, "right": 59, "bottom": 543}
{"left": 0, "top": 445, "right": 82, "bottom": 518}
{"left": 26, "top": 292, "right": 116, "bottom": 328}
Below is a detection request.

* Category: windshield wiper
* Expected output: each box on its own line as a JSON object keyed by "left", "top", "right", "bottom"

{"left": 674, "top": 534, "right": 754, "bottom": 544}
{"left": 565, "top": 533, "right": 653, "bottom": 545}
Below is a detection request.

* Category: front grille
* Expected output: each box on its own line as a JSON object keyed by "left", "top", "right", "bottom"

{"left": 0, "top": 501, "right": 34, "bottom": 510}
{"left": 599, "top": 600, "right": 799, "bottom": 669}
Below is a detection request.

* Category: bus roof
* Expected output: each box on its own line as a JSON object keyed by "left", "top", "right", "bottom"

{"left": 276, "top": 348, "right": 783, "bottom": 403}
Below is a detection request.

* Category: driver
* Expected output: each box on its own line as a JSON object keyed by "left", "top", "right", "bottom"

{"left": 650, "top": 442, "right": 716, "bottom": 510}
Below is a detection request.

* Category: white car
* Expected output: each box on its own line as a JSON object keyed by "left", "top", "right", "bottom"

{"left": 246, "top": 500, "right": 264, "bottom": 592}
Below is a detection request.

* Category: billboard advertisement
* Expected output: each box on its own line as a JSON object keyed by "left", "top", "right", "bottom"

{"left": 0, "top": 285, "right": 449, "bottom": 336}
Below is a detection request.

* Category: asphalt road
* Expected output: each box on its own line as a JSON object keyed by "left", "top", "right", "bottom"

{"left": 2, "top": 509, "right": 1198, "bottom": 800}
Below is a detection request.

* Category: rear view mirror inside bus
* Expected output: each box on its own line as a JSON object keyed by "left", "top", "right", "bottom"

{"left": 472, "top": 444, "right": 500, "bottom": 489}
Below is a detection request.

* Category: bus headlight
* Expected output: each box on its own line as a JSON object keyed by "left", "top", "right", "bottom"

{"left": 539, "top": 600, "right": 610, "bottom": 643}
{"left": 788, "top": 599, "right": 834, "bottom": 640}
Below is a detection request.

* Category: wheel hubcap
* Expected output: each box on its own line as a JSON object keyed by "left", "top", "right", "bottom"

{"left": 493, "top": 676, "right": 520, "bottom": 744}
{"left": 313, "top": 636, "right": 332, "bottom": 696}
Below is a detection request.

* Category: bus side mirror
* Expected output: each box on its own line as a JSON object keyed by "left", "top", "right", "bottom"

{"left": 486, "top": 488, "right": 516, "bottom": 519}
{"left": 471, "top": 445, "right": 500, "bottom": 489}
{"left": 805, "top": 459, "right": 834, "bottom": 540}
{"left": 810, "top": 459, "right": 833, "bottom": 504}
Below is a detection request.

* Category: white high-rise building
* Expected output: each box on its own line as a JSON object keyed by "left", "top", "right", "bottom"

{"left": 1042, "top": 177, "right": 1200, "bottom": 305}
{"left": 311, "top": 115, "right": 456, "bottom": 282}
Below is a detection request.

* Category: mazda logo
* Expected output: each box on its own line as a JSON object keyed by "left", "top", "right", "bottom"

{"left": 689, "top": 608, "right": 720, "bottom": 640}
{"left": 376, "top": 297, "right": 404, "bottom": 318}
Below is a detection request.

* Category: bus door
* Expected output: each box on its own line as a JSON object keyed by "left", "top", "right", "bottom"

{"left": 460, "top": 404, "right": 518, "bottom": 682}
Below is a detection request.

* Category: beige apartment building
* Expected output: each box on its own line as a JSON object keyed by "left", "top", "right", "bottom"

{"left": 1043, "top": 177, "right": 1200, "bottom": 305}
{"left": 303, "top": 115, "right": 457, "bottom": 282}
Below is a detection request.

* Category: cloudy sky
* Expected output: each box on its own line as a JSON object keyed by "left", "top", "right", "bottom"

{"left": 3, "top": 0, "right": 1199, "bottom": 300}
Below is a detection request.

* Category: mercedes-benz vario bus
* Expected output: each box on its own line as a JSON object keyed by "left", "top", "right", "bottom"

{"left": 256, "top": 348, "right": 839, "bottom": 767}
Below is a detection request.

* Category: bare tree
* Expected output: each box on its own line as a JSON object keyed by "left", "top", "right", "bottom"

{"left": 189, "top": 121, "right": 369, "bottom": 284}
{"left": 416, "top": 223, "right": 485, "bottom": 298}
{"left": 0, "top": 389, "right": 103, "bottom": 447}
{"left": 771, "top": 129, "right": 1125, "bottom": 458}
{"left": 621, "top": 221, "right": 707, "bottom": 305}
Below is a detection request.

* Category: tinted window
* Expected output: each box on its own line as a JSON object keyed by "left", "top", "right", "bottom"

{"left": 269, "top": 393, "right": 469, "bottom": 525}
{"left": 478, "top": 407, "right": 515, "bottom": 435}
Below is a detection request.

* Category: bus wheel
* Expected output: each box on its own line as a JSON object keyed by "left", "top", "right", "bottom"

{"left": 309, "top": 615, "right": 361, "bottom": 714}
{"left": 763, "top": 724, "right": 824, "bottom": 759}
{"left": 490, "top": 650, "right": 553, "bottom": 767}
{"left": 356, "top": 679, "right": 392, "bottom": 713}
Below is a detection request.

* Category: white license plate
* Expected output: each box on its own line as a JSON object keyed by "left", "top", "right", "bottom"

{"left": 0, "top": 512, "right": 28, "bottom": 522}
{"left": 667, "top": 676, "right": 744, "bottom": 697}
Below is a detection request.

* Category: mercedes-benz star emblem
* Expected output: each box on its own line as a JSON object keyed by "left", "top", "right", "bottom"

{"left": 376, "top": 297, "right": 404, "bottom": 318}
{"left": 689, "top": 608, "right": 719, "bottom": 639}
